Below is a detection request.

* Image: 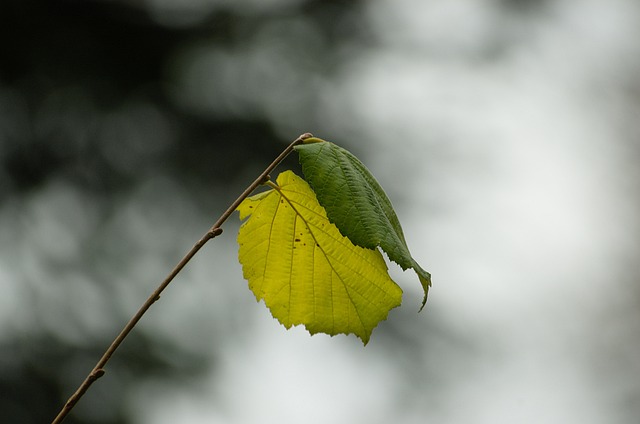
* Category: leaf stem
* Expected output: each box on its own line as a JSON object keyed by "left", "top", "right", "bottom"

{"left": 51, "top": 132, "right": 312, "bottom": 424}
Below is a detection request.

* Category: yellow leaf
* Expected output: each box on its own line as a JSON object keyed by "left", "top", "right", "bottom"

{"left": 237, "top": 171, "right": 402, "bottom": 344}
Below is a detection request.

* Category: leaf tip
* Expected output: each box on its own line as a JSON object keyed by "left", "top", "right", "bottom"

{"left": 417, "top": 272, "right": 431, "bottom": 312}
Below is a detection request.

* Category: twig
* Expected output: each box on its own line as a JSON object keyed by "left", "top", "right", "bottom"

{"left": 51, "top": 132, "right": 312, "bottom": 424}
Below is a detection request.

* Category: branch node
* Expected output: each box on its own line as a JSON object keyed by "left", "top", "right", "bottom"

{"left": 211, "top": 227, "right": 223, "bottom": 237}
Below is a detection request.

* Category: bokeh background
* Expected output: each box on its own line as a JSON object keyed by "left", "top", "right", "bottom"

{"left": 2, "top": 0, "right": 640, "bottom": 423}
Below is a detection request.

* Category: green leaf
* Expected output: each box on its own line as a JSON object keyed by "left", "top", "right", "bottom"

{"left": 295, "top": 137, "right": 431, "bottom": 310}
{"left": 237, "top": 170, "right": 402, "bottom": 344}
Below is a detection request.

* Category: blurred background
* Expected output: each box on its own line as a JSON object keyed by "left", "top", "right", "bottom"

{"left": 1, "top": 0, "right": 639, "bottom": 423}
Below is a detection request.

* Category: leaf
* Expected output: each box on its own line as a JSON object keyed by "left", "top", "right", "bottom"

{"left": 294, "top": 137, "right": 431, "bottom": 310}
{"left": 237, "top": 170, "right": 402, "bottom": 344}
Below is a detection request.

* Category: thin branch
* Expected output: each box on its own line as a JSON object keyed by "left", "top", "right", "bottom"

{"left": 51, "top": 132, "right": 312, "bottom": 424}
